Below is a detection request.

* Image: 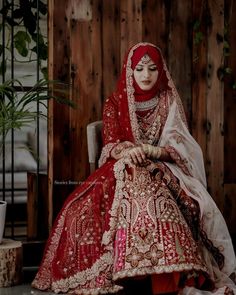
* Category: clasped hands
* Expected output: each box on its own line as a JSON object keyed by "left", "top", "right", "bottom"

{"left": 111, "top": 141, "right": 162, "bottom": 165}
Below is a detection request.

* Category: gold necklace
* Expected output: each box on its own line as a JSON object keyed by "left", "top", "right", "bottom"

{"left": 137, "top": 105, "right": 161, "bottom": 144}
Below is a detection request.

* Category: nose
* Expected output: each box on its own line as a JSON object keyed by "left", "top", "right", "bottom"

{"left": 143, "top": 68, "right": 150, "bottom": 79}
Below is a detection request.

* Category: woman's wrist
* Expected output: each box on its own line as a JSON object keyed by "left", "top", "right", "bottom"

{"left": 142, "top": 144, "right": 162, "bottom": 159}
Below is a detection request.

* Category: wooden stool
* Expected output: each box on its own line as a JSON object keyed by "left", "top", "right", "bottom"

{"left": 0, "top": 239, "right": 23, "bottom": 287}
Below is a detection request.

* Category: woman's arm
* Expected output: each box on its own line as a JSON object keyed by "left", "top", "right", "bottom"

{"left": 100, "top": 95, "right": 145, "bottom": 166}
{"left": 141, "top": 144, "right": 173, "bottom": 162}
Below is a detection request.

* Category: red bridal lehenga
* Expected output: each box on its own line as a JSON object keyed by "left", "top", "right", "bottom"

{"left": 32, "top": 43, "right": 236, "bottom": 295}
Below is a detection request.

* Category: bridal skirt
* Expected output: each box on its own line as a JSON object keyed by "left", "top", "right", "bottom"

{"left": 32, "top": 159, "right": 211, "bottom": 294}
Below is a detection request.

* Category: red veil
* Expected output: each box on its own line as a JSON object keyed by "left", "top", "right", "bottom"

{"left": 99, "top": 42, "right": 187, "bottom": 167}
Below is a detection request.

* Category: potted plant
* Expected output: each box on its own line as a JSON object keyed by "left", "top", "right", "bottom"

{"left": 0, "top": 78, "right": 75, "bottom": 240}
{"left": 0, "top": 78, "right": 74, "bottom": 142}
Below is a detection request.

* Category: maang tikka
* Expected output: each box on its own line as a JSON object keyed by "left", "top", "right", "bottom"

{"left": 140, "top": 54, "right": 151, "bottom": 64}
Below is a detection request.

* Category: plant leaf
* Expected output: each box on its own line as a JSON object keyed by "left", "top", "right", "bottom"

{"left": 193, "top": 20, "right": 200, "bottom": 31}
{"left": 14, "top": 31, "right": 31, "bottom": 57}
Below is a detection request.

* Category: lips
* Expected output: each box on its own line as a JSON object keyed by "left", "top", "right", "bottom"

{"left": 142, "top": 80, "right": 151, "bottom": 85}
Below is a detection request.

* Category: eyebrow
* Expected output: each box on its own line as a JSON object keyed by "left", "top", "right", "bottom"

{"left": 136, "top": 63, "right": 157, "bottom": 67}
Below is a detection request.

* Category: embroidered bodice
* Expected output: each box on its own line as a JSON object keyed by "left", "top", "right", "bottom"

{"left": 135, "top": 92, "right": 169, "bottom": 145}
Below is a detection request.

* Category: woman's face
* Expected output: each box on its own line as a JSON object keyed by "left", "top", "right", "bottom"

{"left": 133, "top": 55, "right": 158, "bottom": 91}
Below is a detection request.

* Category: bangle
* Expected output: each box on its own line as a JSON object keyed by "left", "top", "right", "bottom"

{"left": 142, "top": 144, "right": 162, "bottom": 159}
{"left": 148, "top": 145, "right": 153, "bottom": 157}
{"left": 152, "top": 146, "right": 162, "bottom": 159}
{"left": 141, "top": 144, "right": 149, "bottom": 156}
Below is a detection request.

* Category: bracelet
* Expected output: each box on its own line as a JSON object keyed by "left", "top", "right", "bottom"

{"left": 142, "top": 144, "right": 151, "bottom": 157}
{"left": 142, "top": 144, "right": 162, "bottom": 159}
{"left": 152, "top": 146, "right": 162, "bottom": 159}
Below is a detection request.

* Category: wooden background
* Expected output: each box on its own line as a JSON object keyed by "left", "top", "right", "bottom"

{"left": 47, "top": 0, "right": 236, "bottom": 244}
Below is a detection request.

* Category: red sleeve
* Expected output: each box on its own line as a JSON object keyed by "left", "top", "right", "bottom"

{"left": 102, "top": 95, "right": 123, "bottom": 146}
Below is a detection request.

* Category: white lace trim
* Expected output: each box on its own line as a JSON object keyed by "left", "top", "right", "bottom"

{"left": 102, "top": 158, "right": 127, "bottom": 247}
{"left": 98, "top": 142, "right": 119, "bottom": 167}
{"left": 52, "top": 253, "right": 114, "bottom": 293}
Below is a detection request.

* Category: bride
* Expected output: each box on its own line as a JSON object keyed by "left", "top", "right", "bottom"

{"left": 32, "top": 42, "right": 236, "bottom": 295}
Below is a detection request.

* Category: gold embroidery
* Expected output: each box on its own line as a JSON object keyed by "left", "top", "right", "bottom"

{"left": 126, "top": 247, "right": 144, "bottom": 268}
{"left": 144, "top": 244, "right": 164, "bottom": 266}
{"left": 51, "top": 253, "right": 114, "bottom": 293}
{"left": 99, "top": 142, "right": 118, "bottom": 167}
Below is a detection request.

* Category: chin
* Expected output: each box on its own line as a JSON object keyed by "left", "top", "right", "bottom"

{"left": 140, "top": 86, "right": 153, "bottom": 91}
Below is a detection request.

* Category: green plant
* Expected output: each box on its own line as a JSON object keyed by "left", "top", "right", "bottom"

{"left": 0, "top": 78, "right": 75, "bottom": 144}
{"left": 0, "top": 0, "right": 48, "bottom": 77}
{"left": 193, "top": 20, "right": 204, "bottom": 46}
{"left": 216, "top": 24, "right": 236, "bottom": 90}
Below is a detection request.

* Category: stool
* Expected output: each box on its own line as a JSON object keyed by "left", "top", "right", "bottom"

{"left": 0, "top": 239, "right": 23, "bottom": 287}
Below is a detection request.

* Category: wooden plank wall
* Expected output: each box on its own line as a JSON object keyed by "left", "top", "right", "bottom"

{"left": 48, "top": 0, "right": 236, "bottom": 242}
{"left": 206, "top": 0, "right": 224, "bottom": 210}
{"left": 224, "top": 0, "right": 236, "bottom": 238}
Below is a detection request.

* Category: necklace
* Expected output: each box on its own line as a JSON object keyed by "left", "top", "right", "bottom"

{"left": 135, "top": 96, "right": 158, "bottom": 111}
{"left": 136, "top": 103, "right": 161, "bottom": 145}
{"left": 136, "top": 107, "right": 156, "bottom": 121}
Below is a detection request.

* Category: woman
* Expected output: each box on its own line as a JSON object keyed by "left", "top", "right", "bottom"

{"left": 32, "top": 43, "right": 236, "bottom": 294}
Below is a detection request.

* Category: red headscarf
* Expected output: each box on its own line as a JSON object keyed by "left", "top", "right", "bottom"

{"left": 131, "top": 45, "right": 169, "bottom": 101}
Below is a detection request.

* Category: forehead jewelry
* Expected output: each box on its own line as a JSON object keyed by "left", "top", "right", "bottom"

{"left": 140, "top": 54, "right": 151, "bottom": 64}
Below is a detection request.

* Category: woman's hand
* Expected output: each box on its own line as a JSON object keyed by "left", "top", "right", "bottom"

{"left": 125, "top": 145, "right": 146, "bottom": 165}
{"left": 110, "top": 141, "right": 135, "bottom": 160}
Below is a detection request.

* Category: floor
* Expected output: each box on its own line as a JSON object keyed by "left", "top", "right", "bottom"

{"left": 0, "top": 284, "right": 57, "bottom": 295}
{"left": 0, "top": 272, "right": 151, "bottom": 295}
{"left": 0, "top": 268, "right": 59, "bottom": 295}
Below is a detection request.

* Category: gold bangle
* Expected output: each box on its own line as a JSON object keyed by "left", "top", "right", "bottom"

{"left": 142, "top": 144, "right": 161, "bottom": 159}
{"left": 151, "top": 146, "right": 162, "bottom": 159}
{"left": 155, "top": 147, "right": 162, "bottom": 159}
{"left": 148, "top": 145, "right": 153, "bottom": 157}
{"left": 142, "top": 144, "right": 151, "bottom": 157}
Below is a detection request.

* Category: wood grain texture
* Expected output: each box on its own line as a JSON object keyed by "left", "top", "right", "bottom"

{"left": 120, "top": 0, "right": 142, "bottom": 62}
{"left": 168, "top": 0, "right": 192, "bottom": 121}
{"left": 27, "top": 172, "right": 49, "bottom": 240}
{"left": 223, "top": 184, "right": 236, "bottom": 235}
{"left": 224, "top": 0, "right": 236, "bottom": 183}
{"left": 102, "top": 0, "right": 121, "bottom": 100}
{"left": 70, "top": 0, "right": 102, "bottom": 185}
{"left": 206, "top": 0, "right": 224, "bottom": 210}
{"left": 0, "top": 239, "right": 22, "bottom": 287}
{"left": 191, "top": 0, "right": 208, "bottom": 161}
{"left": 142, "top": 0, "right": 170, "bottom": 57}
{"left": 48, "top": 0, "right": 72, "bottom": 221}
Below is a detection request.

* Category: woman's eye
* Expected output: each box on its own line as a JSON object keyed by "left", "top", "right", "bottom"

{"left": 135, "top": 67, "right": 143, "bottom": 72}
{"left": 149, "top": 67, "right": 157, "bottom": 71}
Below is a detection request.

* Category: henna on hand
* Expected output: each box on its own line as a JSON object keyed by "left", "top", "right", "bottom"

{"left": 110, "top": 141, "right": 134, "bottom": 160}
{"left": 125, "top": 146, "right": 146, "bottom": 165}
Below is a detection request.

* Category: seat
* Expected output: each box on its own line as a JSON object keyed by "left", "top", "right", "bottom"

{"left": 86, "top": 120, "right": 103, "bottom": 173}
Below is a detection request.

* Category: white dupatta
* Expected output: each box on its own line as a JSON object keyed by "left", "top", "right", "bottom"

{"left": 159, "top": 100, "right": 236, "bottom": 294}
